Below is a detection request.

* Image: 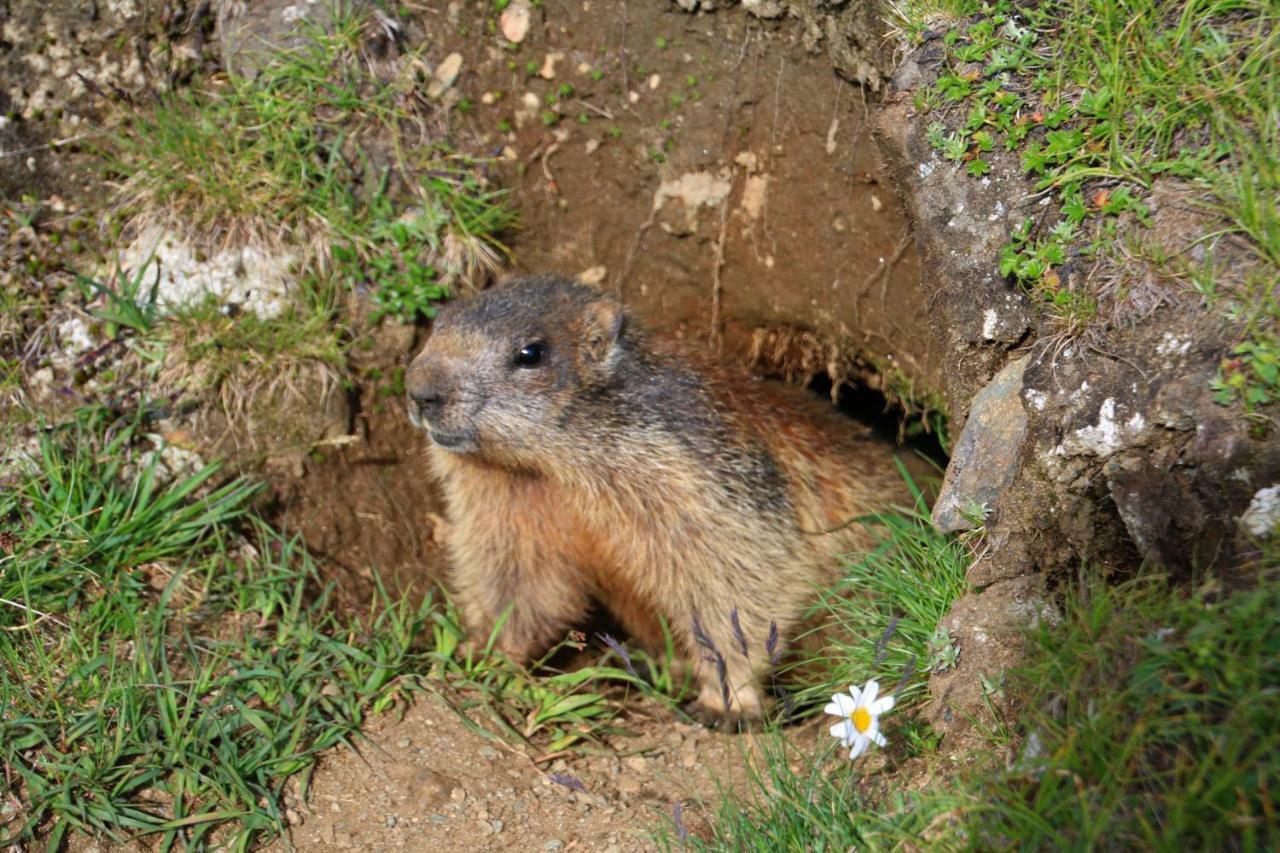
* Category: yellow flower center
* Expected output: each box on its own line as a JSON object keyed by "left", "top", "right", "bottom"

{"left": 850, "top": 706, "right": 872, "bottom": 734}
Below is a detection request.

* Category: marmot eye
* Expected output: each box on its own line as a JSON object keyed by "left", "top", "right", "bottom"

{"left": 514, "top": 342, "right": 547, "bottom": 367}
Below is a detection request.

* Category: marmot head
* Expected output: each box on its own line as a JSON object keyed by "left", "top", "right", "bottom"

{"left": 405, "top": 276, "right": 626, "bottom": 460}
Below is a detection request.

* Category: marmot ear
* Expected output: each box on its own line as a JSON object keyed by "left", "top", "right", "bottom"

{"left": 583, "top": 299, "right": 624, "bottom": 363}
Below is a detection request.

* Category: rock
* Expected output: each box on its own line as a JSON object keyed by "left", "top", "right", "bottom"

{"left": 427, "top": 53, "right": 463, "bottom": 98}
{"left": 216, "top": 0, "right": 346, "bottom": 79}
{"left": 113, "top": 224, "right": 296, "bottom": 319}
{"left": 652, "top": 170, "right": 733, "bottom": 236}
{"left": 739, "top": 174, "right": 768, "bottom": 221}
{"left": 540, "top": 51, "right": 564, "bottom": 79}
{"left": 499, "top": 0, "right": 533, "bottom": 43}
{"left": 742, "top": 0, "right": 786, "bottom": 18}
{"left": 1240, "top": 485, "right": 1280, "bottom": 539}
{"left": 932, "top": 356, "right": 1029, "bottom": 535}
{"left": 926, "top": 574, "right": 1056, "bottom": 748}
{"left": 401, "top": 768, "right": 461, "bottom": 810}
{"left": 578, "top": 265, "right": 607, "bottom": 286}
{"left": 873, "top": 61, "right": 1034, "bottom": 420}
{"left": 516, "top": 91, "right": 542, "bottom": 126}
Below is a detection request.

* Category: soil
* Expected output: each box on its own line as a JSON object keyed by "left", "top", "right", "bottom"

{"left": 448, "top": 0, "right": 939, "bottom": 393}
{"left": 263, "top": 692, "right": 784, "bottom": 853}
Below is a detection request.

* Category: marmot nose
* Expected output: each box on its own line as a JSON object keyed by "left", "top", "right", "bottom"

{"left": 409, "top": 385, "right": 445, "bottom": 418}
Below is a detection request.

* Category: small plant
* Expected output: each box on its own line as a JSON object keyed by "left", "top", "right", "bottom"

{"left": 1212, "top": 336, "right": 1280, "bottom": 412}
{"left": 927, "top": 626, "right": 960, "bottom": 673}
{"left": 792, "top": 464, "right": 967, "bottom": 710}
{"left": 77, "top": 260, "right": 162, "bottom": 337}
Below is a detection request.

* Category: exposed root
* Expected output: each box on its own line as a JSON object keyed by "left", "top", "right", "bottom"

{"left": 748, "top": 326, "right": 858, "bottom": 402}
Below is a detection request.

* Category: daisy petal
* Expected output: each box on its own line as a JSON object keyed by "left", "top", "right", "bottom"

{"left": 830, "top": 721, "right": 852, "bottom": 741}
{"left": 862, "top": 680, "right": 879, "bottom": 706}
{"left": 872, "top": 730, "right": 887, "bottom": 747}
{"left": 832, "top": 693, "right": 857, "bottom": 715}
{"left": 823, "top": 701, "right": 842, "bottom": 717}
{"left": 870, "top": 696, "right": 896, "bottom": 715}
{"left": 848, "top": 736, "right": 869, "bottom": 759}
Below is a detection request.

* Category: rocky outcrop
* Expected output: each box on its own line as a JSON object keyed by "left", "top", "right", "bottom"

{"left": 873, "top": 48, "right": 1280, "bottom": 579}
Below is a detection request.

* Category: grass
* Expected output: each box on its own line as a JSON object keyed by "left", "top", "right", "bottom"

{"left": 938, "top": 573, "right": 1280, "bottom": 849}
{"left": 911, "top": 0, "right": 1279, "bottom": 412}
{"left": 152, "top": 295, "right": 350, "bottom": 458}
{"left": 790, "top": 467, "right": 969, "bottom": 714}
{"left": 425, "top": 603, "right": 692, "bottom": 756}
{"left": 109, "top": 9, "right": 514, "bottom": 322}
{"left": 656, "top": 734, "right": 957, "bottom": 851}
{"left": 0, "top": 405, "right": 432, "bottom": 849}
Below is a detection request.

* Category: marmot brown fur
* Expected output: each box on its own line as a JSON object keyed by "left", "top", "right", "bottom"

{"left": 406, "top": 275, "right": 904, "bottom": 720}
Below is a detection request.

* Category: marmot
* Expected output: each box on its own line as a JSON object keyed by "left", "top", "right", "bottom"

{"left": 406, "top": 275, "right": 904, "bottom": 721}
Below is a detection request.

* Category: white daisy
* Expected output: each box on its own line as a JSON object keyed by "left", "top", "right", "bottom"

{"left": 824, "top": 679, "right": 895, "bottom": 759}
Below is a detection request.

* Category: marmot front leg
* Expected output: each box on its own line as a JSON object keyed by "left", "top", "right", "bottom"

{"left": 681, "top": 605, "right": 783, "bottom": 724}
{"left": 446, "top": 532, "right": 589, "bottom": 664}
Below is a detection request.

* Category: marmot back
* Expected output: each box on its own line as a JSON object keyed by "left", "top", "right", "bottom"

{"left": 406, "top": 275, "right": 905, "bottom": 720}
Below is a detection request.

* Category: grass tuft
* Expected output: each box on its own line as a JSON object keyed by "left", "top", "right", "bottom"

{"left": 790, "top": 467, "right": 969, "bottom": 713}
{"left": 938, "top": 574, "right": 1280, "bottom": 849}
{"left": 656, "top": 733, "right": 958, "bottom": 850}
{"left": 0, "top": 405, "right": 431, "bottom": 849}
{"left": 109, "top": 10, "right": 514, "bottom": 322}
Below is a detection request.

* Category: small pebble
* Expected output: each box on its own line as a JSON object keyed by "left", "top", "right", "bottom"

{"left": 397, "top": 737, "right": 411, "bottom": 748}
{"left": 545, "top": 841, "right": 565, "bottom": 851}
{"left": 431, "top": 813, "right": 448, "bottom": 823}
{"left": 386, "top": 815, "right": 398, "bottom": 828}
